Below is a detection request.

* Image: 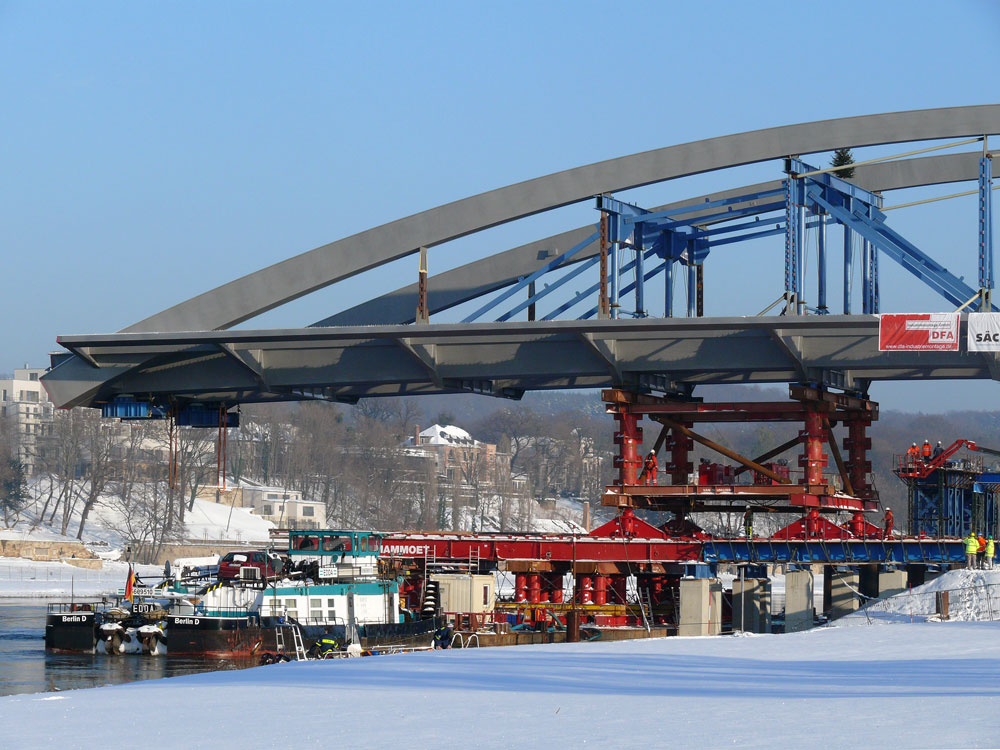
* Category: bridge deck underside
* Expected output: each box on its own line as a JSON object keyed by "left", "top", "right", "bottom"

{"left": 45, "top": 315, "right": 1000, "bottom": 408}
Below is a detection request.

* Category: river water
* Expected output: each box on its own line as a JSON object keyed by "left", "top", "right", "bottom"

{"left": 0, "top": 601, "right": 255, "bottom": 696}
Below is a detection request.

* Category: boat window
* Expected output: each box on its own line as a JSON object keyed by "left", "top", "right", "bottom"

{"left": 327, "top": 599, "right": 336, "bottom": 608}
{"left": 360, "top": 536, "right": 368, "bottom": 553}
{"left": 296, "top": 535, "right": 319, "bottom": 551}
{"left": 321, "top": 535, "right": 352, "bottom": 552}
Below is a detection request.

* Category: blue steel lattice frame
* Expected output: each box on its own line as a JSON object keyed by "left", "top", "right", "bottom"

{"left": 780, "top": 155, "right": 995, "bottom": 313}
{"left": 473, "top": 154, "right": 991, "bottom": 327}
{"left": 462, "top": 230, "right": 599, "bottom": 322}
{"left": 980, "top": 154, "right": 994, "bottom": 307}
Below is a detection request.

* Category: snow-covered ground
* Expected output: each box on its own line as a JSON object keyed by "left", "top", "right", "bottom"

{"left": 1, "top": 477, "right": 272, "bottom": 549}
{"left": 3, "top": 621, "right": 1000, "bottom": 748}
{"left": 841, "top": 568, "right": 1000, "bottom": 625}
{"left": 0, "top": 558, "right": 162, "bottom": 598}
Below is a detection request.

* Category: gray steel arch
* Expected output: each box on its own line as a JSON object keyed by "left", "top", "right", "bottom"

{"left": 125, "top": 105, "right": 1000, "bottom": 333}
{"left": 317, "top": 152, "right": 988, "bottom": 327}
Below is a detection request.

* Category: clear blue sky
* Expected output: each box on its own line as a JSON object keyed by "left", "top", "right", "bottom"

{"left": 1, "top": 0, "right": 998, "bottom": 410}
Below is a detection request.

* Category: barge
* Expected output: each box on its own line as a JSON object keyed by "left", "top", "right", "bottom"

{"left": 45, "top": 530, "right": 439, "bottom": 658}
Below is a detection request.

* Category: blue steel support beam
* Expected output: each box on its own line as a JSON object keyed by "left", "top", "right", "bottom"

{"left": 610, "top": 215, "right": 621, "bottom": 320}
{"left": 496, "top": 254, "right": 600, "bottom": 322}
{"left": 862, "top": 226, "right": 872, "bottom": 315}
{"left": 578, "top": 252, "right": 664, "bottom": 320}
{"left": 808, "top": 186, "right": 995, "bottom": 310}
{"left": 980, "top": 155, "right": 994, "bottom": 308}
{"left": 634, "top": 223, "right": 645, "bottom": 316}
{"left": 687, "top": 246, "right": 697, "bottom": 317}
{"left": 462, "top": 230, "right": 599, "bottom": 322}
{"left": 626, "top": 186, "right": 786, "bottom": 224}
{"left": 843, "top": 221, "right": 853, "bottom": 314}
{"left": 665, "top": 254, "right": 673, "bottom": 318}
{"left": 703, "top": 539, "right": 966, "bottom": 565}
{"left": 817, "top": 207, "right": 828, "bottom": 313}
{"left": 784, "top": 177, "right": 803, "bottom": 312}
{"left": 872, "top": 236, "right": 880, "bottom": 313}
{"left": 548, "top": 248, "right": 657, "bottom": 321}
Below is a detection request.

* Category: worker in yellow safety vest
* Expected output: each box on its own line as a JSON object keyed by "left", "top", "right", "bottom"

{"left": 987, "top": 536, "right": 996, "bottom": 570}
{"left": 964, "top": 531, "right": 980, "bottom": 569}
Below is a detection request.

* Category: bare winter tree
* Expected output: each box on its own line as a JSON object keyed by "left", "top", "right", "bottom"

{"left": 73, "top": 412, "right": 118, "bottom": 540}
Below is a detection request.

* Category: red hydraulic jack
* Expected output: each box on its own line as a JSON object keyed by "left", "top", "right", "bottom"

{"left": 601, "top": 385, "right": 880, "bottom": 535}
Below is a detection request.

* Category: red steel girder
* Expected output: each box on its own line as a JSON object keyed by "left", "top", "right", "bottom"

{"left": 382, "top": 533, "right": 702, "bottom": 564}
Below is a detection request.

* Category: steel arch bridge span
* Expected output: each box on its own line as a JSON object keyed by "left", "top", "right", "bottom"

{"left": 124, "top": 105, "right": 1000, "bottom": 333}
{"left": 320, "top": 151, "right": 988, "bottom": 327}
{"left": 42, "top": 105, "right": 1000, "bottom": 410}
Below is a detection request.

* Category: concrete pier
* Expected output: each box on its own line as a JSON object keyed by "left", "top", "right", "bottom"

{"left": 679, "top": 578, "right": 722, "bottom": 636}
{"left": 784, "top": 570, "right": 815, "bottom": 632}
{"left": 878, "top": 569, "right": 907, "bottom": 598}
{"left": 829, "top": 571, "right": 860, "bottom": 619}
{"left": 732, "top": 578, "right": 771, "bottom": 633}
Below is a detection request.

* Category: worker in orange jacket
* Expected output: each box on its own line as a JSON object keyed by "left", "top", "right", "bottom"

{"left": 978, "top": 534, "right": 988, "bottom": 569}
{"left": 883, "top": 508, "right": 894, "bottom": 539}
{"left": 641, "top": 451, "right": 658, "bottom": 486}
{"left": 921, "top": 440, "right": 933, "bottom": 460}
{"left": 906, "top": 443, "right": 919, "bottom": 468}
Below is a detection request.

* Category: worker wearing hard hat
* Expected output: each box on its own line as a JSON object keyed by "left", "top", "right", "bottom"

{"left": 641, "top": 450, "right": 658, "bottom": 486}
{"left": 986, "top": 536, "right": 996, "bottom": 570}
{"left": 921, "top": 440, "right": 933, "bottom": 460}
{"left": 883, "top": 508, "right": 894, "bottom": 540}
{"left": 906, "top": 442, "right": 919, "bottom": 468}
{"left": 965, "top": 531, "right": 980, "bottom": 569}
{"left": 932, "top": 441, "right": 944, "bottom": 460}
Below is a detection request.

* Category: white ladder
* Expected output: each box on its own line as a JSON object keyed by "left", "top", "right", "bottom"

{"left": 637, "top": 587, "right": 652, "bottom": 633}
{"left": 276, "top": 623, "right": 308, "bottom": 661}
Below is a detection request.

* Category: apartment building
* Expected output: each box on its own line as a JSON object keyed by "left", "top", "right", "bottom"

{"left": 0, "top": 367, "right": 55, "bottom": 475}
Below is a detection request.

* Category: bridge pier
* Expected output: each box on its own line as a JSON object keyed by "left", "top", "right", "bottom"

{"left": 601, "top": 385, "right": 879, "bottom": 520}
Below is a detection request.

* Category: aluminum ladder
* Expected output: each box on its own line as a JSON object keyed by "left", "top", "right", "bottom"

{"left": 275, "top": 623, "right": 308, "bottom": 661}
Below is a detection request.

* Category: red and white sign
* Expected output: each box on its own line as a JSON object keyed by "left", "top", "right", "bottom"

{"left": 878, "top": 313, "right": 960, "bottom": 351}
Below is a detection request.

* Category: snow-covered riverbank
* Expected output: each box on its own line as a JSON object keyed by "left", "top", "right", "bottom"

{"left": 0, "top": 558, "right": 161, "bottom": 599}
{"left": 3, "top": 620, "right": 999, "bottom": 749}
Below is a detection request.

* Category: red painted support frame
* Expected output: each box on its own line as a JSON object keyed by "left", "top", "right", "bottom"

{"left": 602, "top": 387, "right": 878, "bottom": 514}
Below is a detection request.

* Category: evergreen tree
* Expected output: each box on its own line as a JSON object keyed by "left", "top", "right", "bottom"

{"left": 0, "top": 457, "right": 27, "bottom": 528}
{"left": 831, "top": 147, "right": 855, "bottom": 179}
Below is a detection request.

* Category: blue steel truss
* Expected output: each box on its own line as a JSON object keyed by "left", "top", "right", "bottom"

{"left": 460, "top": 154, "right": 996, "bottom": 324}
{"left": 704, "top": 538, "right": 965, "bottom": 565}
{"left": 906, "top": 467, "right": 1000, "bottom": 538}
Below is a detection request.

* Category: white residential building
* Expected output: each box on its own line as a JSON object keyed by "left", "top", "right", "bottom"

{"left": 196, "top": 479, "right": 325, "bottom": 529}
{"left": 0, "top": 366, "right": 55, "bottom": 475}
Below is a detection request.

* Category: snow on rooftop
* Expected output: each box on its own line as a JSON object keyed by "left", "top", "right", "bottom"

{"left": 417, "top": 424, "right": 477, "bottom": 446}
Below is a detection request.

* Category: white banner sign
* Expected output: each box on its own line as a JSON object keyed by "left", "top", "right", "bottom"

{"left": 968, "top": 313, "right": 1000, "bottom": 351}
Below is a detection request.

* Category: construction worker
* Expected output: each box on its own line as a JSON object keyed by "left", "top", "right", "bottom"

{"left": 965, "top": 531, "right": 980, "bottom": 569}
{"left": 906, "top": 442, "right": 919, "bottom": 468}
{"left": 978, "top": 533, "right": 988, "bottom": 569}
{"left": 310, "top": 627, "right": 339, "bottom": 658}
{"left": 987, "top": 536, "right": 996, "bottom": 570}
{"left": 433, "top": 622, "right": 453, "bottom": 649}
{"left": 932, "top": 441, "right": 944, "bottom": 460}
{"left": 921, "top": 440, "right": 933, "bottom": 461}
{"left": 883, "top": 508, "right": 894, "bottom": 539}
{"left": 642, "top": 450, "right": 658, "bottom": 486}
{"left": 743, "top": 506, "right": 753, "bottom": 540}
